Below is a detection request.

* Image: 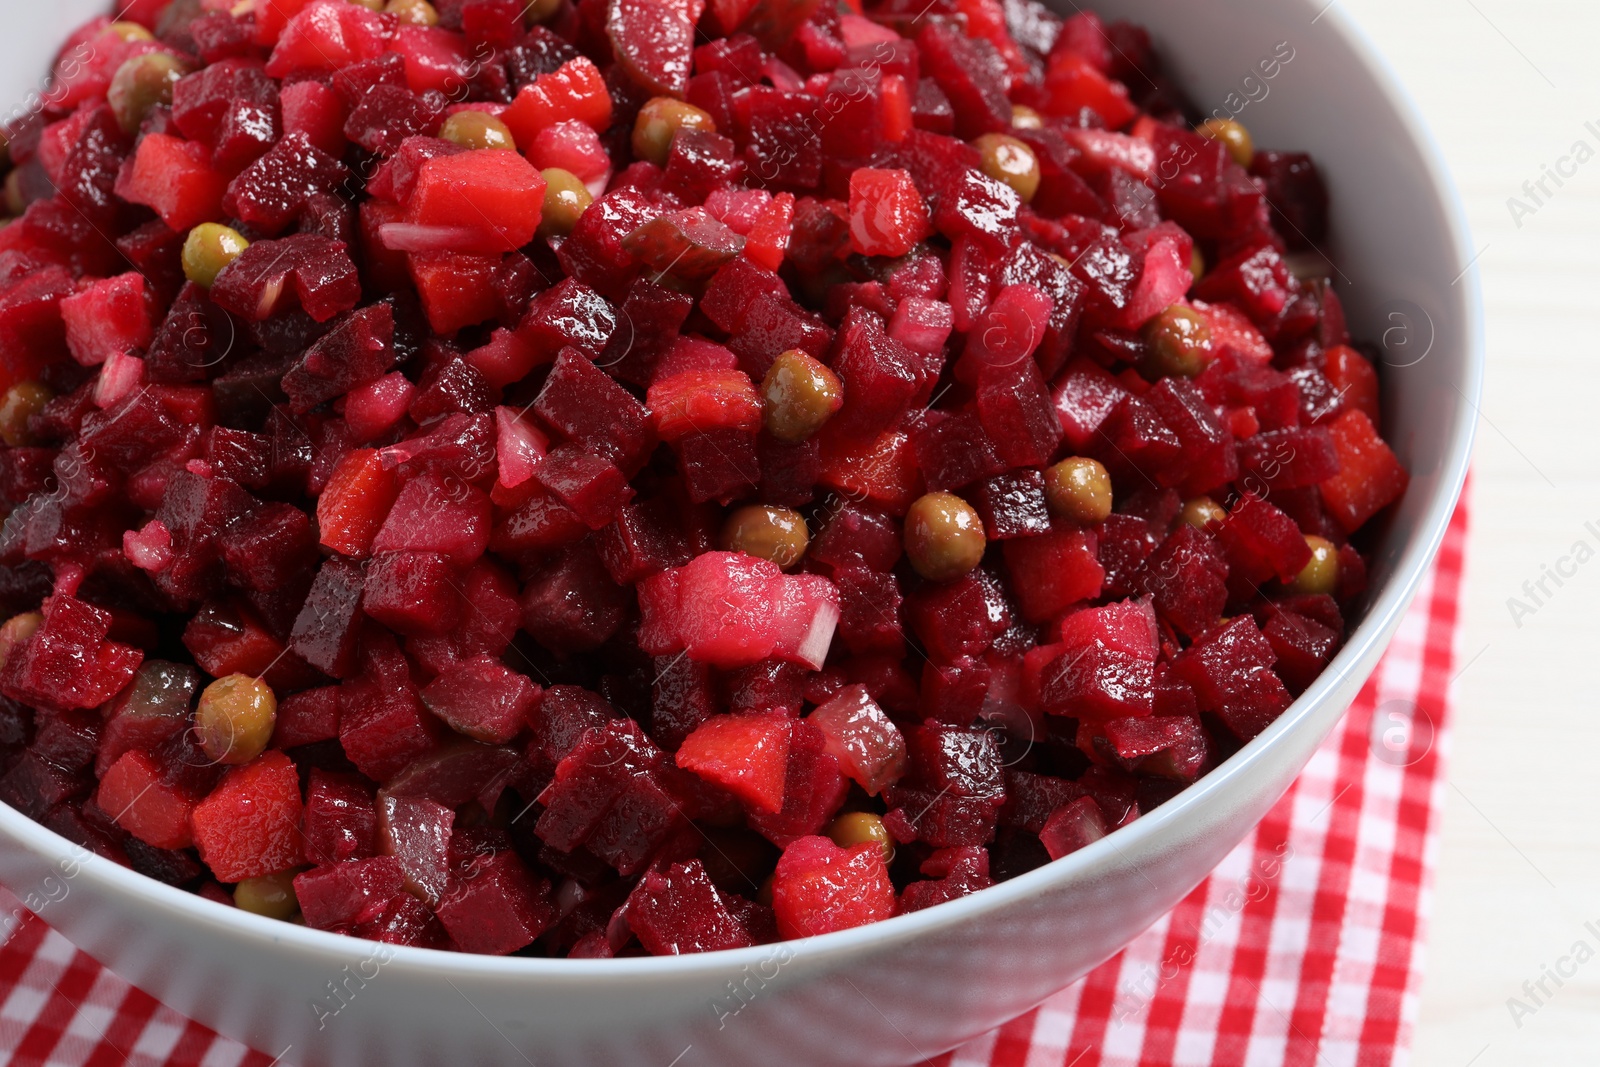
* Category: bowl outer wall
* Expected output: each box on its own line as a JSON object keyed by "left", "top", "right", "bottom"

{"left": 0, "top": 1, "right": 1481, "bottom": 1064}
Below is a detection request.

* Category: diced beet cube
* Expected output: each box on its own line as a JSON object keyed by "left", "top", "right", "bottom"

{"left": 906, "top": 569, "right": 1012, "bottom": 663}
{"left": 834, "top": 566, "right": 905, "bottom": 656}
{"left": 536, "top": 719, "right": 677, "bottom": 874}
{"left": 971, "top": 469, "right": 1051, "bottom": 541}
{"left": 1031, "top": 600, "right": 1158, "bottom": 721}
{"left": 1216, "top": 493, "right": 1313, "bottom": 587}
{"left": 533, "top": 444, "right": 636, "bottom": 528}
{"left": 1038, "top": 795, "right": 1108, "bottom": 860}
{"left": 1133, "top": 524, "right": 1229, "bottom": 639}
{"left": 339, "top": 684, "right": 445, "bottom": 781}
{"left": 272, "top": 685, "right": 341, "bottom": 749}
{"left": 830, "top": 307, "right": 925, "bottom": 440}
{"left": 303, "top": 770, "right": 377, "bottom": 865}
{"left": 899, "top": 846, "right": 993, "bottom": 913}
{"left": 807, "top": 684, "right": 906, "bottom": 796}
{"left": 372, "top": 470, "right": 491, "bottom": 567}
{"left": 519, "top": 539, "right": 631, "bottom": 655}
{"left": 1172, "top": 616, "right": 1292, "bottom": 741}
{"left": 435, "top": 849, "right": 555, "bottom": 955}
{"left": 210, "top": 234, "right": 361, "bottom": 324}
{"left": 556, "top": 186, "right": 658, "bottom": 298}
{"left": 421, "top": 655, "right": 540, "bottom": 744}
{"left": 362, "top": 552, "right": 462, "bottom": 637}
{"left": 294, "top": 856, "right": 405, "bottom": 930}
{"left": 933, "top": 167, "right": 1020, "bottom": 253}
{"left": 917, "top": 22, "right": 1012, "bottom": 139}
{"left": 534, "top": 348, "right": 653, "bottom": 472}
{"left": 626, "top": 859, "right": 755, "bottom": 955}
{"left": 1002, "top": 526, "right": 1104, "bottom": 624}
{"left": 289, "top": 559, "right": 366, "bottom": 678}
{"left": 224, "top": 132, "right": 349, "bottom": 235}
{"left": 383, "top": 738, "right": 521, "bottom": 810}
{"left": 975, "top": 361, "right": 1062, "bottom": 468}
{"left": 771, "top": 835, "right": 895, "bottom": 939}
{"left": 1263, "top": 608, "right": 1339, "bottom": 694}
{"left": 1, "top": 595, "right": 143, "bottom": 711}
{"left": 650, "top": 653, "right": 719, "bottom": 751}
{"left": 282, "top": 303, "right": 395, "bottom": 414}
{"left": 191, "top": 751, "right": 305, "bottom": 882}
{"left": 377, "top": 793, "right": 454, "bottom": 905}
{"left": 1052, "top": 357, "right": 1132, "bottom": 452}
{"left": 676, "top": 711, "right": 792, "bottom": 814}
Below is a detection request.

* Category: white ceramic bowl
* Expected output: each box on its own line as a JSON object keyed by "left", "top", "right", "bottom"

{"left": 0, "top": 3, "right": 1481, "bottom": 1065}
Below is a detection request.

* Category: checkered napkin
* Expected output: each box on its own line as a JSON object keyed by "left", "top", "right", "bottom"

{"left": 0, "top": 500, "right": 1469, "bottom": 1067}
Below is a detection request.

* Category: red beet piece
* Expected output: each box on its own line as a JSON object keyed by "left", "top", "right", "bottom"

{"left": 1030, "top": 599, "right": 1158, "bottom": 721}
{"left": 421, "top": 655, "right": 540, "bottom": 744}
{"left": 608, "top": 0, "right": 694, "bottom": 97}
{"left": 900, "top": 846, "right": 994, "bottom": 913}
{"left": 830, "top": 306, "right": 925, "bottom": 441}
{"left": 377, "top": 792, "right": 454, "bottom": 905}
{"left": 533, "top": 348, "right": 653, "bottom": 472}
{"left": 1, "top": 595, "right": 143, "bottom": 711}
{"left": 1216, "top": 492, "right": 1313, "bottom": 587}
{"left": 771, "top": 835, "right": 895, "bottom": 940}
{"left": 975, "top": 361, "right": 1062, "bottom": 468}
{"left": 1002, "top": 526, "right": 1104, "bottom": 625}
{"left": 626, "top": 859, "right": 757, "bottom": 956}
{"left": 884, "top": 724, "right": 1005, "bottom": 847}
{"left": 224, "top": 131, "right": 349, "bottom": 235}
{"left": 435, "top": 849, "right": 555, "bottom": 955}
{"left": 288, "top": 559, "right": 366, "bottom": 679}
{"left": 362, "top": 551, "right": 462, "bottom": 636}
{"left": 191, "top": 751, "right": 305, "bottom": 883}
{"left": 210, "top": 235, "right": 361, "bottom": 324}
{"left": 1172, "top": 616, "right": 1292, "bottom": 741}
{"left": 517, "top": 278, "right": 618, "bottom": 364}
{"left": 283, "top": 302, "right": 396, "bottom": 413}
{"left": 1262, "top": 609, "right": 1338, "bottom": 694}
{"left": 519, "top": 539, "right": 632, "bottom": 655}
{"left": 294, "top": 855, "right": 406, "bottom": 931}
{"left": 371, "top": 469, "right": 491, "bottom": 567}
{"left": 1038, "top": 795, "right": 1108, "bottom": 860}
{"left": 303, "top": 770, "right": 378, "bottom": 865}
{"left": 339, "top": 680, "right": 446, "bottom": 782}
{"left": 536, "top": 719, "right": 679, "bottom": 874}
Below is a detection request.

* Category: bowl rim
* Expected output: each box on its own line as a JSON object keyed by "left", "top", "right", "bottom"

{"left": 0, "top": 0, "right": 1483, "bottom": 984}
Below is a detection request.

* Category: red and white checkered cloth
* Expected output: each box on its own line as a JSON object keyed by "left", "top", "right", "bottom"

{"left": 0, "top": 500, "right": 1469, "bottom": 1067}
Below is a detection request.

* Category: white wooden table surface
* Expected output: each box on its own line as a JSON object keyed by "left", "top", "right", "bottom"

{"left": 1325, "top": 0, "right": 1600, "bottom": 1061}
